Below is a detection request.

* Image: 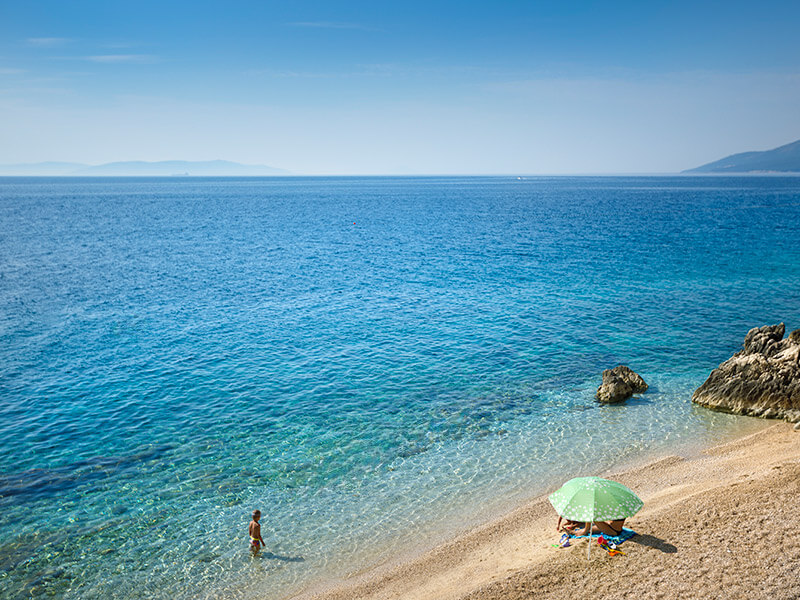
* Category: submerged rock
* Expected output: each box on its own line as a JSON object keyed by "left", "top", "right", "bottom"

{"left": 692, "top": 323, "right": 800, "bottom": 423}
{"left": 596, "top": 365, "right": 649, "bottom": 403}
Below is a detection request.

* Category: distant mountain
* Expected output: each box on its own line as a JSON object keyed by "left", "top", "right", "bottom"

{"left": 685, "top": 139, "right": 800, "bottom": 173}
{"left": 0, "top": 160, "right": 290, "bottom": 176}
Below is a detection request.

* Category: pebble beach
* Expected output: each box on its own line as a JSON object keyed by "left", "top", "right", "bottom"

{"left": 298, "top": 423, "right": 800, "bottom": 600}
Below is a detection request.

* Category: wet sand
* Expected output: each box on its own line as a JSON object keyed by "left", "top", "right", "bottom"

{"left": 290, "top": 423, "right": 800, "bottom": 600}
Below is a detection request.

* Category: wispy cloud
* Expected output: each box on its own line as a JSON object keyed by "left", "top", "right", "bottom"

{"left": 0, "top": 67, "right": 25, "bottom": 75}
{"left": 245, "top": 62, "right": 487, "bottom": 81}
{"left": 0, "top": 83, "right": 76, "bottom": 97}
{"left": 27, "top": 37, "right": 71, "bottom": 47}
{"left": 85, "top": 54, "right": 158, "bottom": 64}
{"left": 101, "top": 42, "right": 140, "bottom": 50}
{"left": 288, "top": 21, "right": 378, "bottom": 31}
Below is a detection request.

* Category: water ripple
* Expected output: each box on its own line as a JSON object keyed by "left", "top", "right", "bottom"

{"left": 1, "top": 176, "right": 799, "bottom": 599}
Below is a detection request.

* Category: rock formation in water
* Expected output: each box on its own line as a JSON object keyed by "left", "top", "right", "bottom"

{"left": 692, "top": 323, "right": 800, "bottom": 423}
{"left": 596, "top": 365, "right": 649, "bottom": 403}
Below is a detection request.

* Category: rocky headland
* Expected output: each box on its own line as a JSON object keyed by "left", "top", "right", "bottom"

{"left": 692, "top": 323, "right": 800, "bottom": 423}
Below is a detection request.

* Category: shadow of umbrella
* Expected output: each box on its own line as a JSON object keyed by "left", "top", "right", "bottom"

{"left": 629, "top": 533, "right": 678, "bottom": 553}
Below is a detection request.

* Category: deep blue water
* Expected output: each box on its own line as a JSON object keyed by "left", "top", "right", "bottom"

{"left": 1, "top": 176, "right": 799, "bottom": 599}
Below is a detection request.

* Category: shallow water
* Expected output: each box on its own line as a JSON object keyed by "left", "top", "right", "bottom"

{"left": 1, "top": 176, "right": 799, "bottom": 599}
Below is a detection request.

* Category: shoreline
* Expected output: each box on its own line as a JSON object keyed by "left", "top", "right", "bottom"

{"left": 286, "top": 421, "right": 800, "bottom": 600}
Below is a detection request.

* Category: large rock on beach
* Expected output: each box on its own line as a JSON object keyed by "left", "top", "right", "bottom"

{"left": 692, "top": 323, "right": 800, "bottom": 423}
{"left": 596, "top": 365, "right": 649, "bottom": 403}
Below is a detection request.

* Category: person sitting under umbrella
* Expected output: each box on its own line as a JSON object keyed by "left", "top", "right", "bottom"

{"left": 571, "top": 518, "right": 626, "bottom": 537}
{"left": 556, "top": 515, "right": 584, "bottom": 533}
{"left": 549, "top": 476, "right": 642, "bottom": 558}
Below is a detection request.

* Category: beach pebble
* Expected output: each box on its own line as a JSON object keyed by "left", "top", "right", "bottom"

{"left": 793, "top": 422, "right": 800, "bottom": 431}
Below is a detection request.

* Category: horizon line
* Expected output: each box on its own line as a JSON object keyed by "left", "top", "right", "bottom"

{"left": 3, "top": 172, "right": 800, "bottom": 178}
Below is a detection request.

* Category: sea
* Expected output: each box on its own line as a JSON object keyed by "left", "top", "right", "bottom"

{"left": 1, "top": 175, "right": 799, "bottom": 599}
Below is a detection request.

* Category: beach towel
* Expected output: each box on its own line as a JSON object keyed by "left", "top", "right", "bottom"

{"left": 568, "top": 527, "right": 636, "bottom": 545}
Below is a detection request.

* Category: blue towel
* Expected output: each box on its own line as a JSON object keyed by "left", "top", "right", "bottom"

{"left": 569, "top": 527, "right": 636, "bottom": 544}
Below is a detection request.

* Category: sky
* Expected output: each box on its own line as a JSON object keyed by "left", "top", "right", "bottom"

{"left": 1, "top": 0, "right": 799, "bottom": 174}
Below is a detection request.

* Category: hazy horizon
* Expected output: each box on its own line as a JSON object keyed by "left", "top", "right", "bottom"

{"left": 2, "top": 1, "right": 799, "bottom": 175}
{"left": 0, "top": 157, "right": 707, "bottom": 176}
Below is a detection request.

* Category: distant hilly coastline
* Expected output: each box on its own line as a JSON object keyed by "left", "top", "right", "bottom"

{"left": 685, "top": 139, "right": 800, "bottom": 174}
{"left": 0, "top": 160, "right": 290, "bottom": 176}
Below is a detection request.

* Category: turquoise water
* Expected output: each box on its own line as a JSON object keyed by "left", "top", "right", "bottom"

{"left": 1, "top": 176, "right": 799, "bottom": 599}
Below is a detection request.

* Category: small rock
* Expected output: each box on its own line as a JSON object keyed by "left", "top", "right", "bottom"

{"left": 794, "top": 422, "right": 800, "bottom": 431}
{"left": 613, "top": 365, "right": 649, "bottom": 393}
{"left": 596, "top": 365, "right": 648, "bottom": 403}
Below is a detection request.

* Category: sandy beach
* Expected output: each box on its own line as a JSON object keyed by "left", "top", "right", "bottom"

{"left": 293, "top": 422, "right": 800, "bottom": 600}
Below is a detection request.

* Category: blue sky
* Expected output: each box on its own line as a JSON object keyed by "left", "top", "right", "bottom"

{"left": 1, "top": 0, "right": 799, "bottom": 174}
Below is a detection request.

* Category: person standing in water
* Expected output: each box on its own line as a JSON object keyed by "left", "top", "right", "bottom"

{"left": 249, "top": 510, "right": 266, "bottom": 555}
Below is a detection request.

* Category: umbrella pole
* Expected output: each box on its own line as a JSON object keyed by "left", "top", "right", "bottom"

{"left": 587, "top": 521, "right": 593, "bottom": 560}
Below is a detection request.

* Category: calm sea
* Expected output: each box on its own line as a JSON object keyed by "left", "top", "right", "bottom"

{"left": 1, "top": 176, "right": 799, "bottom": 599}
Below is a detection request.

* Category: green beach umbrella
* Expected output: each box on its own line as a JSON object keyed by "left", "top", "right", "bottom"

{"left": 549, "top": 476, "right": 643, "bottom": 559}
{"left": 549, "top": 476, "right": 643, "bottom": 521}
